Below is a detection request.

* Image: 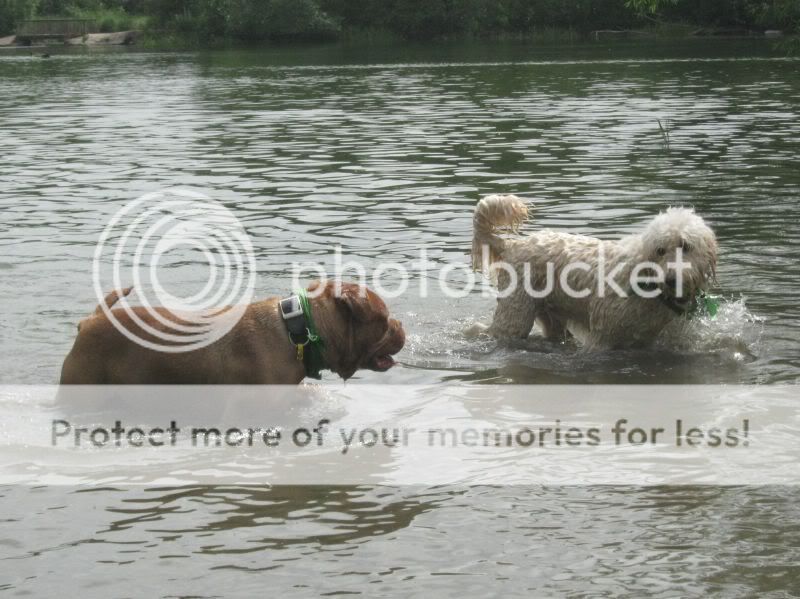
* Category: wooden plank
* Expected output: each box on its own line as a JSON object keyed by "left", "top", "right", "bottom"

{"left": 17, "top": 19, "right": 95, "bottom": 38}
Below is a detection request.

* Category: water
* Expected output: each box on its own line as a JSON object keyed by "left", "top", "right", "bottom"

{"left": 1, "top": 40, "right": 799, "bottom": 595}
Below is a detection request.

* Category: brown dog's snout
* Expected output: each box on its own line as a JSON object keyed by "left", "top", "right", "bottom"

{"left": 389, "top": 319, "right": 405, "bottom": 352}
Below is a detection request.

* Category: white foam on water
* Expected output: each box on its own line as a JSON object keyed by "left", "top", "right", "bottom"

{"left": 403, "top": 297, "right": 764, "bottom": 375}
{"left": 658, "top": 296, "right": 765, "bottom": 358}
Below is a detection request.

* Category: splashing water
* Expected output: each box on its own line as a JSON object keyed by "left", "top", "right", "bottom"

{"left": 403, "top": 297, "right": 764, "bottom": 377}
{"left": 658, "top": 296, "right": 764, "bottom": 359}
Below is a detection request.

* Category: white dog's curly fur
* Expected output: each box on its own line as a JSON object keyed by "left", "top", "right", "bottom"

{"left": 472, "top": 195, "right": 718, "bottom": 350}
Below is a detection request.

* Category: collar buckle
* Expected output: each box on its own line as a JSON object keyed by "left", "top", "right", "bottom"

{"left": 280, "top": 291, "right": 327, "bottom": 379}
{"left": 280, "top": 295, "right": 308, "bottom": 344}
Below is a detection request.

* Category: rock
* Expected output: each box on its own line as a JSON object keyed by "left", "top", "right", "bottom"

{"left": 0, "top": 35, "right": 16, "bottom": 46}
{"left": 66, "top": 31, "right": 138, "bottom": 46}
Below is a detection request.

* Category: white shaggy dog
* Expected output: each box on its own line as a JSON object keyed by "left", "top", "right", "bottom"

{"left": 471, "top": 195, "right": 718, "bottom": 350}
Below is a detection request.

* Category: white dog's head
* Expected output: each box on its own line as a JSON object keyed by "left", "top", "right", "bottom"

{"left": 639, "top": 207, "right": 717, "bottom": 312}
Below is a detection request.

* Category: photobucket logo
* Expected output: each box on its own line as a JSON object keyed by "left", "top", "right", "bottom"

{"left": 291, "top": 244, "right": 693, "bottom": 300}
{"left": 92, "top": 189, "right": 256, "bottom": 352}
{"left": 291, "top": 246, "right": 476, "bottom": 299}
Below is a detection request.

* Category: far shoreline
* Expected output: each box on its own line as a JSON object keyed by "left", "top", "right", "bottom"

{"left": 0, "top": 24, "right": 794, "bottom": 55}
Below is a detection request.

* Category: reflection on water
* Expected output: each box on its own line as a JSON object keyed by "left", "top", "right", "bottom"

{"left": 1, "top": 41, "right": 799, "bottom": 595}
{"left": 2, "top": 484, "right": 799, "bottom": 595}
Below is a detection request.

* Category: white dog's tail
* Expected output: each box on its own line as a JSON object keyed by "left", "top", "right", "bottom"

{"left": 472, "top": 194, "right": 529, "bottom": 275}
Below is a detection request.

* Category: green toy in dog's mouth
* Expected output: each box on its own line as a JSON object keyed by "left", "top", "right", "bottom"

{"left": 634, "top": 282, "right": 721, "bottom": 319}
{"left": 691, "top": 292, "right": 720, "bottom": 319}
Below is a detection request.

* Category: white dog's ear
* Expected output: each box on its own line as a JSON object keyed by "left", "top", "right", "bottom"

{"left": 703, "top": 230, "right": 718, "bottom": 282}
{"left": 710, "top": 242, "right": 718, "bottom": 282}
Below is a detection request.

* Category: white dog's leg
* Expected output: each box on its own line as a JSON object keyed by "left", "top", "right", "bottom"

{"left": 487, "top": 283, "right": 537, "bottom": 340}
{"left": 463, "top": 322, "right": 489, "bottom": 339}
{"left": 536, "top": 311, "right": 570, "bottom": 343}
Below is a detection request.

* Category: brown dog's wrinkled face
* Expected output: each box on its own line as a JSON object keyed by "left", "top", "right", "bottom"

{"left": 309, "top": 281, "right": 405, "bottom": 379}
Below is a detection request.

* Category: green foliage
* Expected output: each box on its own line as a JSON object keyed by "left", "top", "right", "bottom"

{"left": 2, "top": 0, "right": 146, "bottom": 35}
{"left": 318, "top": 0, "right": 641, "bottom": 40}
{"left": 663, "top": 0, "right": 758, "bottom": 29}
{"left": 34, "top": 0, "right": 106, "bottom": 15}
{"left": 625, "top": 0, "right": 678, "bottom": 15}
{"left": 11, "top": 0, "right": 798, "bottom": 43}
{"left": 0, "top": 0, "right": 37, "bottom": 35}
{"left": 627, "top": 0, "right": 799, "bottom": 32}
{"left": 65, "top": 6, "right": 148, "bottom": 32}
{"left": 755, "top": 0, "right": 800, "bottom": 32}
{"left": 141, "top": 0, "right": 338, "bottom": 41}
{"left": 234, "top": 0, "right": 339, "bottom": 40}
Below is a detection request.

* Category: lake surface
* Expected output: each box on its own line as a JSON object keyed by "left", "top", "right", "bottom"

{"left": 1, "top": 40, "right": 799, "bottom": 595}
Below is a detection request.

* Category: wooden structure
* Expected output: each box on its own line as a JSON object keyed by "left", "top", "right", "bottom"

{"left": 16, "top": 19, "right": 95, "bottom": 43}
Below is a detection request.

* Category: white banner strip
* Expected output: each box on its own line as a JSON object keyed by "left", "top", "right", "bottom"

{"left": 0, "top": 385, "right": 797, "bottom": 485}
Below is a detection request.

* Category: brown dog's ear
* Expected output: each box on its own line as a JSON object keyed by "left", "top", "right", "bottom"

{"left": 335, "top": 283, "right": 388, "bottom": 322}
{"left": 335, "top": 283, "right": 372, "bottom": 322}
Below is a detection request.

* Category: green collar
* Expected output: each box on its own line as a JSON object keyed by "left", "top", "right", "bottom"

{"left": 296, "top": 289, "right": 327, "bottom": 379}
{"left": 279, "top": 289, "right": 327, "bottom": 379}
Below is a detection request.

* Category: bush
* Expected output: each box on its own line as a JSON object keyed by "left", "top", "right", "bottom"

{"left": 65, "top": 6, "right": 144, "bottom": 32}
{"left": 755, "top": 0, "right": 800, "bottom": 32}
{"left": 143, "top": 0, "right": 338, "bottom": 41}
{"left": 0, "top": 0, "right": 36, "bottom": 36}
{"left": 319, "top": 0, "right": 641, "bottom": 40}
{"left": 263, "top": 0, "right": 339, "bottom": 39}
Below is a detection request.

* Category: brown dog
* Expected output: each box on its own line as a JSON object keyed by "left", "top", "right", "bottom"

{"left": 59, "top": 281, "right": 405, "bottom": 384}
